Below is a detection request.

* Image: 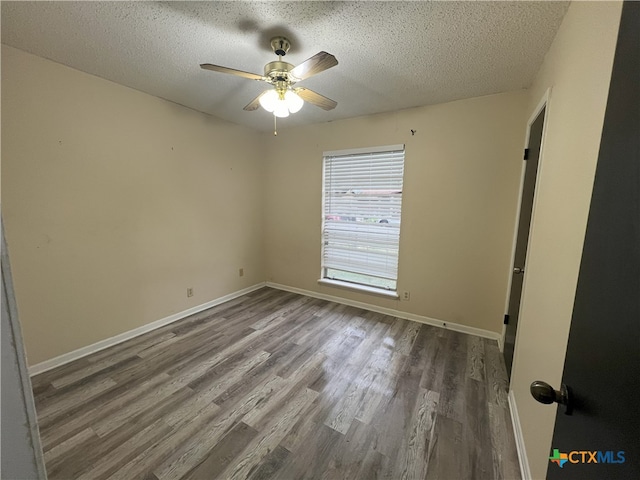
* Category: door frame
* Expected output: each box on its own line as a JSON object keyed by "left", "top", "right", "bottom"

{"left": 500, "top": 88, "right": 551, "bottom": 362}
{"left": 1, "top": 219, "right": 48, "bottom": 478}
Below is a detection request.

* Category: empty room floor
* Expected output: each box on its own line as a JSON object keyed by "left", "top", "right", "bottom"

{"left": 32, "top": 288, "right": 521, "bottom": 479}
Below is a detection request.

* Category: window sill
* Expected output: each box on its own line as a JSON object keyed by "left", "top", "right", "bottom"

{"left": 317, "top": 278, "right": 399, "bottom": 299}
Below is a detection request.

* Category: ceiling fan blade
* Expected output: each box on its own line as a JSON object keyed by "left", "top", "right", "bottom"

{"left": 200, "top": 64, "right": 264, "bottom": 81}
{"left": 290, "top": 52, "right": 338, "bottom": 81}
{"left": 243, "top": 92, "right": 264, "bottom": 111}
{"left": 296, "top": 87, "right": 337, "bottom": 111}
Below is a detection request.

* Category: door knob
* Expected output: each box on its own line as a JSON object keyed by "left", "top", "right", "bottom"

{"left": 513, "top": 267, "right": 525, "bottom": 274}
{"left": 530, "top": 380, "right": 572, "bottom": 415}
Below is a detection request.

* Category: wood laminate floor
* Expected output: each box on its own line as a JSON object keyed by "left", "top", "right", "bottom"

{"left": 32, "top": 287, "right": 521, "bottom": 480}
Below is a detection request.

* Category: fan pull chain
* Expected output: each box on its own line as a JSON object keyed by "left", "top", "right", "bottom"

{"left": 273, "top": 114, "right": 278, "bottom": 136}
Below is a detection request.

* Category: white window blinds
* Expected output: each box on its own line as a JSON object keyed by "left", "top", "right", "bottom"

{"left": 322, "top": 145, "right": 405, "bottom": 291}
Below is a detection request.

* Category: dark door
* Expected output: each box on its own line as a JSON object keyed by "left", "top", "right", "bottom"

{"left": 544, "top": 3, "right": 639, "bottom": 479}
{"left": 503, "top": 107, "right": 545, "bottom": 379}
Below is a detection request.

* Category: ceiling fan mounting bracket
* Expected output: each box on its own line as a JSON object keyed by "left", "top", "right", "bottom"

{"left": 270, "top": 36, "right": 291, "bottom": 57}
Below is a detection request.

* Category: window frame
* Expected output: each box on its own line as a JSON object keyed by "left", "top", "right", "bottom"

{"left": 319, "top": 144, "right": 405, "bottom": 298}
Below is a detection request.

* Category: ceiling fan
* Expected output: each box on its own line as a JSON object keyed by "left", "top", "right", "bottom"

{"left": 200, "top": 36, "right": 338, "bottom": 119}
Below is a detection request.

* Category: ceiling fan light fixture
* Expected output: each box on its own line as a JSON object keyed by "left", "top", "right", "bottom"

{"left": 259, "top": 88, "right": 303, "bottom": 117}
{"left": 285, "top": 90, "right": 304, "bottom": 113}
{"left": 273, "top": 102, "right": 290, "bottom": 118}
{"left": 259, "top": 89, "right": 279, "bottom": 112}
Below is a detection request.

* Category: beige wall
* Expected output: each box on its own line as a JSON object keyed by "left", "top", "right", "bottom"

{"left": 264, "top": 91, "right": 528, "bottom": 334}
{"left": 1, "top": 46, "right": 265, "bottom": 365}
{"left": 509, "top": 2, "right": 622, "bottom": 478}
{"left": 2, "top": 46, "right": 527, "bottom": 365}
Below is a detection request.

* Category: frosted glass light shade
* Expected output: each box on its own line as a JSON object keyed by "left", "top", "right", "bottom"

{"left": 259, "top": 88, "right": 304, "bottom": 117}
{"left": 259, "top": 89, "right": 279, "bottom": 112}
{"left": 273, "top": 102, "right": 290, "bottom": 118}
{"left": 285, "top": 90, "right": 304, "bottom": 113}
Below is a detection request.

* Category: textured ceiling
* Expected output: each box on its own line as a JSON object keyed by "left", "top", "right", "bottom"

{"left": 1, "top": 1, "right": 569, "bottom": 132}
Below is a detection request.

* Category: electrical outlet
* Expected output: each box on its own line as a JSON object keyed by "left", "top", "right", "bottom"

{"left": 239, "top": 268, "right": 244, "bottom": 277}
{"left": 402, "top": 290, "right": 410, "bottom": 301}
{"left": 187, "top": 287, "right": 194, "bottom": 297}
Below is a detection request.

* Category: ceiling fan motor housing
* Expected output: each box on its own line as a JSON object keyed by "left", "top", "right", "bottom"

{"left": 264, "top": 61, "right": 294, "bottom": 82}
{"left": 270, "top": 36, "right": 291, "bottom": 57}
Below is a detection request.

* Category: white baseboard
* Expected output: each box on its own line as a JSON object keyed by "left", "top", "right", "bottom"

{"left": 28, "top": 282, "right": 266, "bottom": 376}
{"left": 508, "top": 390, "right": 531, "bottom": 480}
{"left": 30, "top": 280, "right": 502, "bottom": 376}
{"left": 498, "top": 325, "right": 506, "bottom": 352}
{"left": 266, "top": 282, "right": 501, "bottom": 343}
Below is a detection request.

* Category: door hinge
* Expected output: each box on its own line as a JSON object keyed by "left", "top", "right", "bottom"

{"left": 523, "top": 148, "right": 530, "bottom": 160}
{"left": 504, "top": 314, "right": 510, "bottom": 325}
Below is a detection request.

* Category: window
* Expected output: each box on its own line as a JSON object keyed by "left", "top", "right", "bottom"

{"left": 321, "top": 144, "right": 405, "bottom": 294}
